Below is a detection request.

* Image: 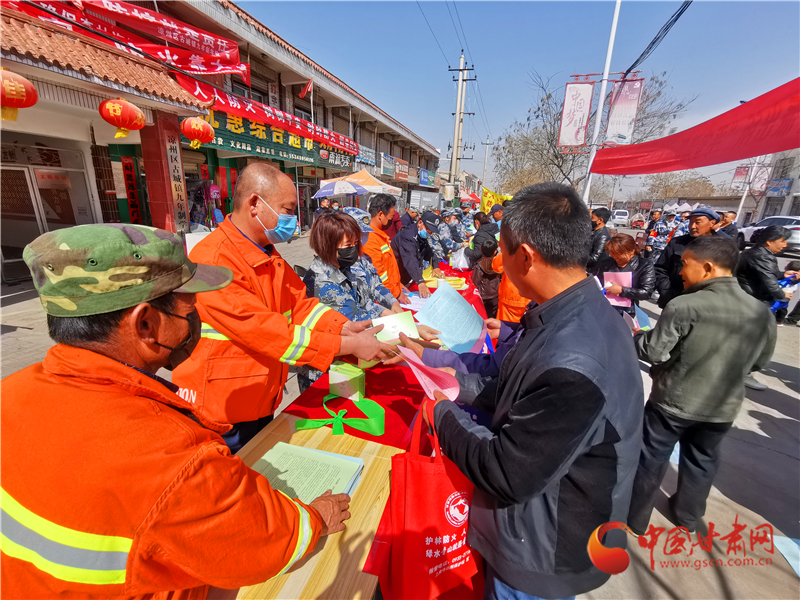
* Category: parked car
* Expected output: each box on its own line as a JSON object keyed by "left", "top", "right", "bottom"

{"left": 737, "top": 215, "right": 800, "bottom": 251}
{"left": 612, "top": 209, "right": 630, "bottom": 227}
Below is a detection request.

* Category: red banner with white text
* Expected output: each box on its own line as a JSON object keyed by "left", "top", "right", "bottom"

{"left": 591, "top": 78, "right": 800, "bottom": 175}
{"left": 175, "top": 73, "right": 358, "bottom": 155}
{"left": 5, "top": 0, "right": 250, "bottom": 83}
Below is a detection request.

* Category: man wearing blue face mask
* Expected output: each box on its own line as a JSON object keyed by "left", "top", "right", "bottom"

{"left": 173, "top": 164, "right": 394, "bottom": 452}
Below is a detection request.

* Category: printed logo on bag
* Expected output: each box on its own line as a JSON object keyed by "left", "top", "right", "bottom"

{"left": 444, "top": 491, "right": 470, "bottom": 527}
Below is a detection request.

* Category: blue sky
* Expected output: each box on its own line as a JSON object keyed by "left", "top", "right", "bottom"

{"left": 239, "top": 1, "right": 799, "bottom": 193}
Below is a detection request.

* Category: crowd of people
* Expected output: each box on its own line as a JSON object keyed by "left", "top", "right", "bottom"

{"left": 1, "top": 162, "right": 793, "bottom": 600}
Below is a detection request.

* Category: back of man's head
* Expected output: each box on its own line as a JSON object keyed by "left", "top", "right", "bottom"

{"left": 481, "top": 239, "right": 498, "bottom": 258}
{"left": 685, "top": 236, "right": 739, "bottom": 272}
{"left": 592, "top": 207, "right": 612, "bottom": 225}
{"left": 232, "top": 163, "right": 288, "bottom": 211}
{"left": 369, "top": 194, "right": 396, "bottom": 218}
{"left": 503, "top": 182, "right": 591, "bottom": 268}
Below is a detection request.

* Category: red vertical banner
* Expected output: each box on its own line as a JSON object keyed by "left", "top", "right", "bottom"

{"left": 120, "top": 156, "right": 142, "bottom": 224}
{"left": 230, "top": 168, "right": 238, "bottom": 198}
{"left": 200, "top": 164, "right": 209, "bottom": 179}
{"left": 216, "top": 166, "right": 229, "bottom": 201}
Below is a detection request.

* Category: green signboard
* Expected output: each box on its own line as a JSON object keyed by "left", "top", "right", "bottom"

{"left": 182, "top": 110, "right": 354, "bottom": 171}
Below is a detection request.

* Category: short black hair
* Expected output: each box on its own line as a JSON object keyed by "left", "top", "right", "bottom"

{"left": 331, "top": 199, "right": 340, "bottom": 206}
{"left": 752, "top": 225, "right": 792, "bottom": 246}
{"left": 47, "top": 293, "right": 177, "bottom": 346}
{"left": 685, "top": 236, "right": 739, "bottom": 271}
{"left": 473, "top": 211, "right": 491, "bottom": 226}
{"left": 481, "top": 239, "right": 498, "bottom": 258}
{"left": 368, "top": 194, "right": 396, "bottom": 218}
{"left": 785, "top": 260, "right": 800, "bottom": 271}
{"left": 502, "top": 182, "right": 591, "bottom": 268}
{"left": 592, "top": 208, "right": 612, "bottom": 224}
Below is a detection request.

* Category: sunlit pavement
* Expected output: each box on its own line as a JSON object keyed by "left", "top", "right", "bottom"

{"left": 2, "top": 236, "right": 798, "bottom": 598}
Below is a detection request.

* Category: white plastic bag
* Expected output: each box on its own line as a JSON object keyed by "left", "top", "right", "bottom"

{"left": 450, "top": 247, "right": 470, "bottom": 270}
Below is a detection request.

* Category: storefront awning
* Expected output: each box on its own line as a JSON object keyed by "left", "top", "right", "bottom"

{"left": 0, "top": 8, "right": 209, "bottom": 112}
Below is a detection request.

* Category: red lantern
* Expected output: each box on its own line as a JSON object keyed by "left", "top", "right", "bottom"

{"left": 180, "top": 116, "right": 214, "bottom": 149}
{"left": 1, "top": 68, "right": 38, "bottom": 122}
{"left": 99, "top": 97, "right": 146, "bottom": 138}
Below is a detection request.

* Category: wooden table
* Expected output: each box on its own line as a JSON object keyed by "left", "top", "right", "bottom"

{"left": 233, "top": 412, "right": 401, "bottom": 600}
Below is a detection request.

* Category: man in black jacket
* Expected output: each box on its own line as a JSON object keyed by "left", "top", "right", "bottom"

{"left": 654, "top": 206, "right": 725, "bottom": 308}
{"left": 428, "top": 183, "right": 643, "bottom": 600}
{"left": 587, "top": 207, "right": 612, "bottom": 270}
{"left": 391, "top": 211, "right": 443, "bottom": 298}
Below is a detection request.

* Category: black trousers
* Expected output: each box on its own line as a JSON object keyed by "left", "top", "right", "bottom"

{"left": 628, "top": 402, "right": 732, "bottom": 534}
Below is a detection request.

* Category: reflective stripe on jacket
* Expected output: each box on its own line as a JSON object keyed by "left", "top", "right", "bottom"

{"left": 363, "top": 228, "right": 402, "bottom": 297}
{"left": 171, "top": 216, "right": 347, "bottom": 426}
{"left": 1, "top": 345, "right": 322, "bottom": 599}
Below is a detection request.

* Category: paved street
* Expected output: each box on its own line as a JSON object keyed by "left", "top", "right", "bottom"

{"left": 2, "top": 235, "right": 798, "bottom": 598}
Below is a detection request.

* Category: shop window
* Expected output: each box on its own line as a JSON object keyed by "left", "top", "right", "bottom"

{"left": 791, "top": 197, "right": 800, "bottom": 216}
{"left": 775, "top": 156, "right": 796, "bottom": 179}
{"left": 90, "top": 144, "right": 121, "bottom": 222}
{"left": 232, "top": 83, "right": 264, "bottom": 105}
{"left": 294, "top": 107, "right": 312, "bottom": 122}
{"left": 763, "top": 197, "right": 784, "bottom": 217}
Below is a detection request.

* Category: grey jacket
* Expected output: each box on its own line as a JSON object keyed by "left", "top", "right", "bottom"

{"left": 635, "top": 277, "right": 776, "bottom": 423}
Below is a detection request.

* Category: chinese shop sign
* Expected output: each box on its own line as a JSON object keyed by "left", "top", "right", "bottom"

{"left": 165, "top": 134, "right": 189, "bottom": 233}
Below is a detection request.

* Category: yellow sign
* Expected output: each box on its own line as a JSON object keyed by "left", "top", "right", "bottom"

{"left": 481, "top": 188, "right": 512, "bottom": 214}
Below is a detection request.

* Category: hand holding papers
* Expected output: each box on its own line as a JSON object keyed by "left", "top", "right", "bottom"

{"left": 415, "top": 280, "right": 485, "bottom": 353}
{"left": 372, "top": 311, "right": 418, "bottom": 344}
{"left": 603, "top": 272, "right": 632, "bottom": 307}
{"left": 396, "top": 345, "right": 460, "bottom": 401}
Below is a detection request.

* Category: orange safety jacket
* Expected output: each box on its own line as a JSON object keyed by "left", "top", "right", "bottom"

{"left": 1, "top": 345, "right": 322, "bottom": 600}
{"left": 172, "top": 216, "right": 347, "bottom": 425}
{"left": 492, "top": 253, "right": 532, "bottom": 323}
{"left": 363, "top": 227, "right": 402, "bottom": 298}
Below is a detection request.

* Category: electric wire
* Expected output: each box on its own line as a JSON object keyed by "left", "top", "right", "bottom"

{"left": 415, "top": 1, "right": 450, "bottom": 67}
{"left": 622, "top": 1, "right": 693, "bottom": 80}
{"left": 445, "top": 2, "right": 465, "bottom": 52}
{"left": 452, "top": 2, "right": 474, "bottom": 65}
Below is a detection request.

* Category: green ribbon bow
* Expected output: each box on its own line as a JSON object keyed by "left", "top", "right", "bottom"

{"left": 295, "top": 394, "right": 385, "bottom": 437}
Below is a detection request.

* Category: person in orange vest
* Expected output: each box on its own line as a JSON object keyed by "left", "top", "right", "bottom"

{"left": 172, "top": 164, "right": 393, "bottom": 452}
{"left": 362, "top": 193, "right": 410, "bottom": 305}
{"left": 492, "top": 252, "right": 532, "bottom": 322}
{"left": 2, "top": 224, "right": 351, "bottom": 599}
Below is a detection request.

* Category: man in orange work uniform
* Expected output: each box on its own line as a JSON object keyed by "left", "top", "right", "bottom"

{"left": 173, "top": 163, "right": 393, "bottom": 452}
{"left": 363, "top": 193, "right": 410, "bottom": 305}
{"left": 1, "top": 224, "right": 351, "bottom": 599}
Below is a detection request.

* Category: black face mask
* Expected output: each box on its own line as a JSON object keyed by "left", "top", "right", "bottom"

{"left": 592, "top": 220, "right": 601, "bottom": 230}
{"left": 154, "top": 309, "right": 201, "bottom": 371}
{"left": 337, "top": 246, "right": 359, "bottom": 269}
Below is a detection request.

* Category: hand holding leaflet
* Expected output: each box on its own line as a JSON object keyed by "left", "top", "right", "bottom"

{"left": 603, "top": 272, "right": 632, "bottom": 307}
{"left": 414, "top": 280, "right": 484, "bottom": 353}
{"left": 396, "top": 346, "right": 459, "bottom": 401}
{"left": 372, "top": 311, "right": 418, "bottom": 344}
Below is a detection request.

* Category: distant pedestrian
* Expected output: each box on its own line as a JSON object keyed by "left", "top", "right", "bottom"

{"left": 587, "top": 208, "right": 612, "bottom": 270}
{"left": 628, "top": 236, "right": 776, "bottom": 535}
{"left": 737, "top": 226, "right": 799, "bottom": 325}
{"left": 668, "top": 210, "right": 692, "bottom": 242}
{"left": 654, "top": 206, "right": 724, "bottom": 308}
{"left": 465, "top": 211, "right": 500, "bottom": 267}
{"left": 646, "top": 210, "right": 679, "bottom": 263}
{"left": 314, "top": 197, "right": 330, "bottom": 219}
{"left": 782, "top": 260, "right": 800, "bottom": 326}
{"left": 471, "top": 239, "right": 501, "bottom": 318}
{"left": 400, "top": 205, "right": 419, "bottom": 230}
{"left": 331, "top": 199, "right": 340, "bottom": 211}
{"left": 644, "top": 209, "right": 663, "bottom": 257}
{"left": 594, "top": 233, "right": 656, "bottom": 317}
{"left": 489, "top": 203, "right": 504, "bottom": 226}
{"left": 713, "top": 211, "right": 739, "bottom": 239}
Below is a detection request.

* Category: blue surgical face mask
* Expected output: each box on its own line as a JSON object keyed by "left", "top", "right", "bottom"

{"left": 419, "top": 228, "right": 428, "bottom": 239}
{"left": 255, "top": 196, "right": 297, "bottom": 244}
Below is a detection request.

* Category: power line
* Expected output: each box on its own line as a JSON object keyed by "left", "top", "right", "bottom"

{"left": 415, "top": 1, "right": 450, "bottom": 67}
{"left": 445, "top": 2, "right": 465, "bottom": 51}
{"left": 474, "top": 80, "right": 493, "bottom": 140}
{"left": 622, "top": 1, "right": 693, "bottom": 79}
{"left": 452, "top": 2, "right": 474, "bottom": 65}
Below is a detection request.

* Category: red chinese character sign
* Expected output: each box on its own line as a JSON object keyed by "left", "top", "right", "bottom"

{"left": 120, "top": 156, "right": 142, "bottom": 224}
{"left": 604, "top": 78, "right": 644, "bottom": 146}
{"left": 99, "top": 98, "right": 145, "bottom": 138}
{"left": 1, "top": 68, "right": 38, "bottom": 121}
{"left": 558, "top": 82, "right": 594, "bottom": 147}
{"left": 180, "top": 117, "right": 214, "bottom": 149}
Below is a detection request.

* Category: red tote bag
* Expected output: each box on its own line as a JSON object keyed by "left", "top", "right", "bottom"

{"left": 380, "top": 401, "right": 482, "bottom": 600}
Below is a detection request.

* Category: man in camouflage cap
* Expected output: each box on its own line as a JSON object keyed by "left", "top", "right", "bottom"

{"left": 2, "top": 223, "right": 352, "bottom": 599}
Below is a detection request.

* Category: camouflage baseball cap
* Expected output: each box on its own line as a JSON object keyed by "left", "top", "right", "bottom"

{"left": 342, "top": 207, "right": 373, "bottom": 233}
{"left": 23, "top": 224, "right": 233, "bottom": 317}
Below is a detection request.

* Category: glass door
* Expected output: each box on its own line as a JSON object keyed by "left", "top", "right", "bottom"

{"left": 1, "top": 167, "right": 46, "bottom": 281}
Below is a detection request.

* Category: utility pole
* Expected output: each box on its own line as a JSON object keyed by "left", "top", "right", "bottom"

{"left": 449, "top": 53, "right": 465, "bottom": 186}
{"left": 735, "top": 155, "right": 766, "bottom": 223}
{"left": 481, "top": 135, "right": 494, "bottom": 184}
{"left": 581, "top": 0, "right": 622, "bottom": 204}
{"left": 448, "top": 54, "right": 475, "bottom": 187}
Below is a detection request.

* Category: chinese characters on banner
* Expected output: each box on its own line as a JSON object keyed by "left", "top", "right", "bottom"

{"left": 730, "top": 166, "right": 751, "bottom": 191}
{"left": 381, "top": 153, "right": 395, "bottom": 177}
{"left": 356, "top": 144, "right": 377, "bottom": 166}
{"left": 120, "top": 156, "right": 141, "bottom": 224}
{"left": 604, "top": 79, "right": 644, "bottom": 146}
{"left": 395, "top": 158, "right": 409, "bottom": 182}
{"left": 200, "top": 164, "right": 209, "bottom": 179}
{"left": 165, "top": 135, "right": 189, "bottom": 233}
{"left": 176, "top": 74, "right": 357, "bottom": 155}
{"left": 638, "top": 515, "right": 774, "bottom": 571}
{"left": 558, "top": 82, "right": 595, "bottom": 147}
{"left": 13, "top": 1, "right": 250, "bottom": 84}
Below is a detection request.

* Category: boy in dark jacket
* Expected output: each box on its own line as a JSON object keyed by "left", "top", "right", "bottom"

{"left": 465, "top": 211, "right": 500, "bottom": 267}
{"left": 425, "top": 183, "right": 643, "bottom": 600}
{"left": 471, "top": 239, "right": 501, "bottom": 318}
